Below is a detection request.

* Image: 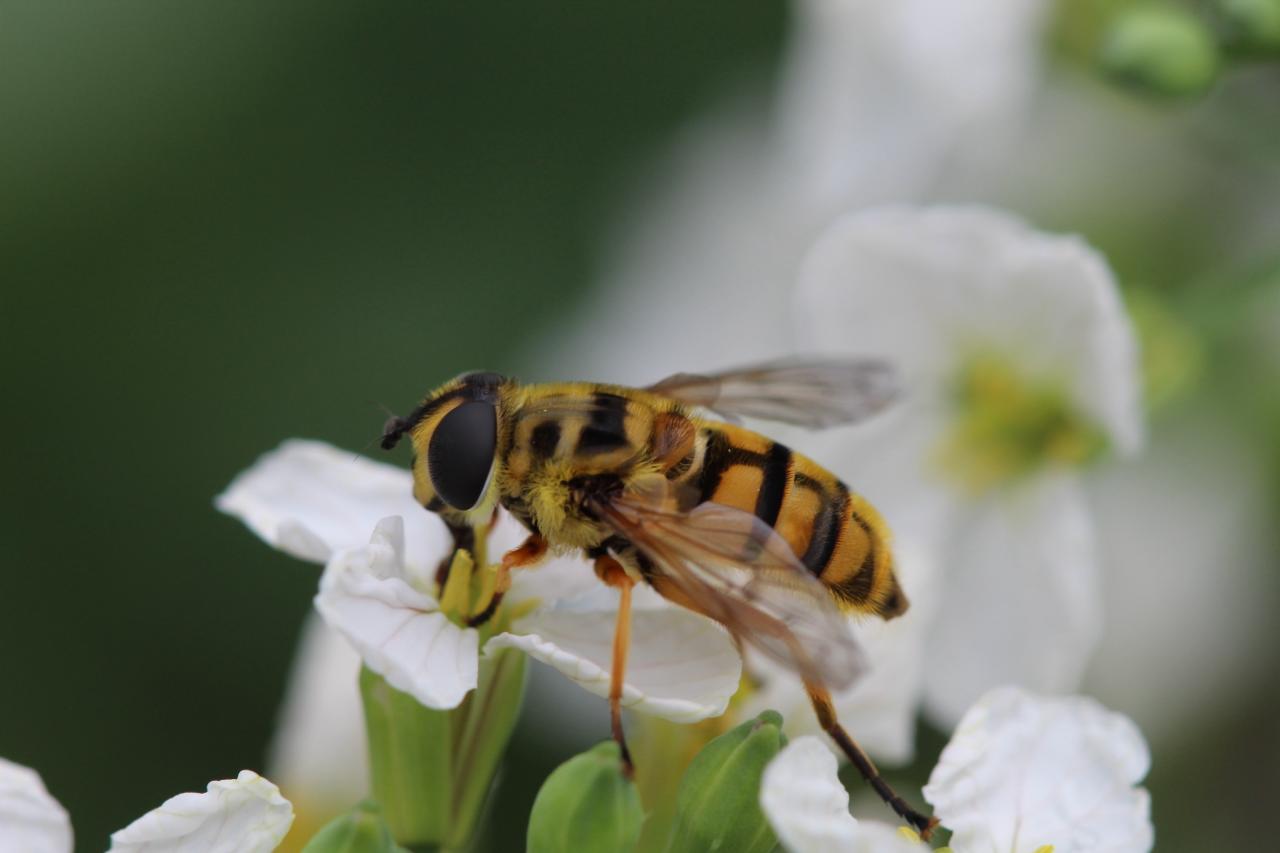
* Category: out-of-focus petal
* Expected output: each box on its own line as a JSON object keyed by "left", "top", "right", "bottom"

{"left": 108, "top": 770, "right": 294, "bottom": 853}
{"left": 796, "top": 206, "right": 1143, "bottom": 455}
{"left": 924, "top": 687, "right": 1152, "bottom": 853}
{"left": 216, "top": 439, "right": 446, "bottom": 567}
{"left": 780, "top": 0, "right": 1051, "bottom": 209}
{"left": 487, "top": 599, "right": 741, "bottom": 723}
{"left": 923, "top": 475, "right": 1100, "bottom": 726}
{"left": 760, "top": 737, "right": 924, "bottom": 853}
{"left": 267, "top": 613, "right": 368, "bottom": 816}
{"left": 314, "top": 517, "right": 477, "bottom": 710}
{"left": 0, "top": 758, "right": 72, "bottom": 853}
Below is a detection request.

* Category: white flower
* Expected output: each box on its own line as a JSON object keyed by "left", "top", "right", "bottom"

{"left": 0, "top": 758, "right": 73, "bottom": 853}
{"left": 761, "top": 688, "right": 1153, "bottom": 853}
{"left": 924, "top": 687, "right": 1153, "bottom": 853}
{"left": 219, "top": 439, "right": 742, "bottom": 717}
{"left": 108, "top": 770, "right": 294, "bottom": 853}
{"left": 795, "top": 206, "right": 1142, "bottom": 725}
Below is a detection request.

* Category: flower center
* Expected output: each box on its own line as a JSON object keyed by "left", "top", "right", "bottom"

{"left": 935, "top": 351, "right": 1108, "bottom": 493}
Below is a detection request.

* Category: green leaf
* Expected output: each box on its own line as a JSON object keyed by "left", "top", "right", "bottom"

{"left": 665, "top": 711, "right": 785, "bottom": 853}
{"left": 528, "top": 741, "right": 646, "bottom": 853}
{"left": 301, "top": 801, "right": 412, "bottom": 853}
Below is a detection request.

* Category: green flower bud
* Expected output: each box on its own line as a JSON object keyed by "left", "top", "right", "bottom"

{"left": 1219, "top": 0, "right": 1280, "bottom": 51}
{"left": 301, "top": 801, "right": 411, "bottom": 853}
{"left": 666, "top": 711, "right": 786, "bottom": 853}
{"left": 1100, "top": 6, "right": 1219, "bottom": 97}
{"left": 527, "top": 741, "right": 645, "bottom": 853}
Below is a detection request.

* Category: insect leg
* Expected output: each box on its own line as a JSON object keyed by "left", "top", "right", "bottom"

{"left": 467, "top": 533, "right": 547, "bottom": 627}
{"left": 596, "top": 554, "right": 636, "bottom": 778}
{"left": 804, "top": 681, "right": 938, "bottom": 840}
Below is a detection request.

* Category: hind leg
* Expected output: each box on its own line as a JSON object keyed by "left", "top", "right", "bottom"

{"left": 805, "top": 680, "right": 938, "bottom": 839}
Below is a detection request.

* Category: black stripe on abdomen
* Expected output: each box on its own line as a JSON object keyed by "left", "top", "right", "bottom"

{"left": 801, "top": 482, "right": 846, "bottom": 577}
{"left": 753, "top": 443, "right": 791, "bottom": 528}
{"left": 695, "top": 430, "right": 732, "bottom": 505}
{"left": 842, "top": 515, "right": 878, "bottom": 602}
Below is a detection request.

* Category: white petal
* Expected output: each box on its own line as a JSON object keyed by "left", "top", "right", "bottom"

{"left": 315, "top": 518, "right": 478, "bottom": 709}
{"left": 267, "top": 613, "right": 368, "bottom": 814}
{"left": 108, "top": 771, "right": 294, "bottom": 853}
{"left": 0, "top": 759, "right": 72, "bottom": 853}
{"left": 796, "top": 206, "right": 1143, "bottom": 455}
{"left": 923, "top": 475, "right": 1100, "bottom": 725}
{"left": 924, "top": 687, "right": 1153, "bottom": 853}
{"left": 486, "top": 596, "right": 741, "bottom": 723}
{"left": 216, "top": 439, "right": 447, "bottom": 566}
{"left": 761, "top": 738, "right": 924, "bottom": 853}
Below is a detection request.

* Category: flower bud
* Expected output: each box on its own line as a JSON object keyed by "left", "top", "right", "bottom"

{"left": 666, "top": 711, "right": 786, "bottom": 853}
{"left": 1219, "top": 0, "right": 1280, "bottom": 51}
{"left": 301, "top": 801, "right": 409, "bottom": 853}
{"left": 1100, "top": 6, "right": 1219, "bottom": 97}
{"left": 527, "top": 742, "right": 645, "bottom": 853}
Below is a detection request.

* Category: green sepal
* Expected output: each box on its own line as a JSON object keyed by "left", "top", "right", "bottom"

{"left": 1100, "top": 6, "right": 1219, "bottom": 97}
{"left": 665, "top": 711, "right": 786, "bottom": 853}
{"left": 527, "top": 741, "right": 646, "bottom": 853}
{"left": 300, "top": 801, "right": 412, "bottom": 853}
{"left": 358, "top": 648, "right": 528, "bottom": 850}
{"left": 444, "top": 647, "right": 527, "bottom": 849}
{"left": 359, "top": 667, "right": 452, "bottom": 845}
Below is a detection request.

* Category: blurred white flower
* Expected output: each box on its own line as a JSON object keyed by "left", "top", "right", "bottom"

{"left": 796, "top": 206, "right": 1142, "bottom": 725}
{"left": 924, "top": 687, "right": 1153, "bottom": 853}
{"left": 219, "top": 438, "right": 742, "bottom": 714}
{"left": 778, "top": 0, "right": 1050, "bottom": 210}
{"left": 0, "top": 758, "right": 72, "bottom": 853}
{"left": 108, "top": 770, "right": 294, "bottom": 853}
{"left": 762, "top": 688, "right": 1152, "bottom": 853}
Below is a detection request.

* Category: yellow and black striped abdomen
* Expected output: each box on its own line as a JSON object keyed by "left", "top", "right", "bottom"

{"left": 684, "top": 422, "right": 908, "bottom": 620}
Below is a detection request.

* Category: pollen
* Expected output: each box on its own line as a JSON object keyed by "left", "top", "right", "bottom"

{"left": 935, "top": 351, "right": 1108, "bottom": 493}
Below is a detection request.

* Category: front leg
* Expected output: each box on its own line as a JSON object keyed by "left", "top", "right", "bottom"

{"left": 466, "top": 533, "right": 548, "bottom": 627}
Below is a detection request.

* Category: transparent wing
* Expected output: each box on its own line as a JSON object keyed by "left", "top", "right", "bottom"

{"left": 645, "top": 357, "right": 898, "bottom": 429}
{"left": 594, "top": 481, "right": 866, "bottom": 691}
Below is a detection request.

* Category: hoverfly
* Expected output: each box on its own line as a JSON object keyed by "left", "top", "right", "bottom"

{"left": 380, "top": 359, "right": 937, "bottom": 838}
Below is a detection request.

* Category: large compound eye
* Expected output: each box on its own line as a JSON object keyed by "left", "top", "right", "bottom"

{"left": 428, "top": 400, "right": 498, "bottom": 510}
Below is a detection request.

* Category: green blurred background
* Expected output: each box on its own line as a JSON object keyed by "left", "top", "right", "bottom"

{"left": 2, "top": 2, "right": 1277, "bottom": 852}
{"left": 0, "top": 2, "right": 782, "bottom": 849}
